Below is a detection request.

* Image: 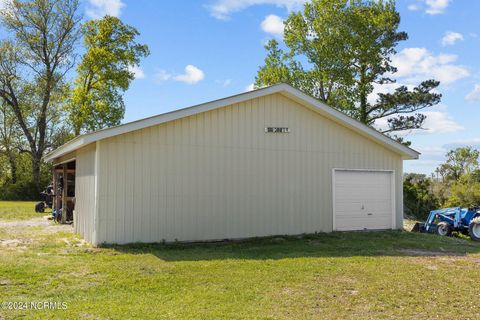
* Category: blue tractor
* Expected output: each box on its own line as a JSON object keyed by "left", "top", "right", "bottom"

{"left": 412, "top": 207, "right": 480, "bottom": 241}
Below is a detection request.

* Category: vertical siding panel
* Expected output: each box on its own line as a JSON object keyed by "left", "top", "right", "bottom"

{"left": 165, "top": 124, "right": 174, "bottom": 241}
{"left": 115, "top": 135, "right": 124, "bottom": 243}
{"left": 133, "top": 130, "right": 142, "bottom": 242}
{"left": 173, "top": 119, "right": 181, "bottom": 240}
{"left": 97, "top": 141, "right": 106, "bottom": 243}
{"left": 157, "top": 124, "right": 166, "bottom": 241}
{"left": 143, "top": 127, "right": 152, "bottom": 242}
{"left": 150, "top": 126, "right": 159, "bottom": 242}
{"left": 127, "top": 133, "right": 135, "bottom": 243}
{"left": 74, "top": 143, "right": 95, "bottom": 243}
{"left": 102, "top": 141, "right": 110, "bottom": 243}
{"left": 109, "top": 139, "right": 117, "bottom": 243}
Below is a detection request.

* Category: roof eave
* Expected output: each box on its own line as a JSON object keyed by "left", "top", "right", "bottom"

{"left": 44, "top": 136, "right": 86, "bottom": 162}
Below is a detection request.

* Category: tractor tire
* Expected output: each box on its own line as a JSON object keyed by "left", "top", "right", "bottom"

{"left": 35, "top": 202, "right": 45, "bottom": 213}
{"left": 469, "top": 217, "right": 480, "bottom": 241}
{"left": 436, "top": 222, "right": 452, "bottom": 237}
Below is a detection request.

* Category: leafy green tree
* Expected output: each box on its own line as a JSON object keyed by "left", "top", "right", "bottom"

{"left": 0, "top": 152, "right": 52, "bottom": 200}
{"left": 68, "top": 15, "right": 149, "bottom": 135}
{"left": 445, "top": 173, "right": 480, "bottom": 208}
{"left": 0, "top": 101, "right": 21, "bottom": 183}
{"left": 255, "top": 40, "right": 299, "bottom": 91}
{"left": 0, "top": 0, "right": 81, "bottom": 188}
{"left": 437, "top": 147, "right": 480, "bottom": 182}
{"left": 403, "top": 173, "right": 438, "bottom": 219}
{"left": 255, "top": 0, "right": 441, "bottom": 136}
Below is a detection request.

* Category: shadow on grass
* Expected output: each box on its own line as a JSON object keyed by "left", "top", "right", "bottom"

{"left": 103, "top": 230, "right": 480, "bottom": 261}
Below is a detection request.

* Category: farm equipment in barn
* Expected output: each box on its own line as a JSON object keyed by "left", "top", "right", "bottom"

{"left": 412, "top": 207, "right": 480, "bottom": 241}
{"left": 34, "top": 185, "right": 54, "bottom": 213}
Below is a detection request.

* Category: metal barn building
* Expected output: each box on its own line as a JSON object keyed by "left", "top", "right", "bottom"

{"left": 45, "top": 84, "right": 419, "bottom": 245}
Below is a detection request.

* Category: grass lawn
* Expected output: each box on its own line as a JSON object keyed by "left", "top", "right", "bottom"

{"left": 1, "top": 201, "right": 480, "bottom": 319}
{"left": 0, "top": 201, "right": 49, "bottom": 220}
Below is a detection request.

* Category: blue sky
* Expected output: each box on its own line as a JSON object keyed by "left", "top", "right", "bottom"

{"left": 83, "top": 0, "right": 480, "bottom": 175}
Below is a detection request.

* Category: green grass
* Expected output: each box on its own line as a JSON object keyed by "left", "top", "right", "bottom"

{"left": 0, "top": 201, "right": 48, "bottom": 220}
{"left": 1, "top": 201, "right": 480, "bottom": 319}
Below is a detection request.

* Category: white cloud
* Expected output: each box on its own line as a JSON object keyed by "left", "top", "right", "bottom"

{"left": 404, "top": 159, "right": 444, "bottom": 174}
{"left": 155, "top": 65, "right": 205, "bottom": 85}
{"left": 216, "top": 79, "right": 232, "bottom": 87}
{"left": 207, "top": 0, "right": 306, "bottom": 20}
{"left": 155, "top": 69, "right": 172, "bottom": 82}
{"left": 408, "top": 0, "right": 450, "bottom": 15}
{"left": 441, "top": 31, "right": 463, "bottom": 46}
{"left": 86, "top": 0, "right": 125, "bottom": 19}
{"left": 173, "top": 65, "right": 205, "bottom": 84}
{"left": 407, "top": 145, "right": 447, "bottom": 173}
{"left": 447, "top": 137, "right": 480, "bottom": 147}
{"left": 369, "top": 48, "right": 469, "bottom": 104}
{"left": 127, "top": 65, "right": 145, "bottom": 79}
{"left": 391, "top": 48, "right": 469, "bottom": 85}
{"left": 425, "top": 0, "right": 449, "bottom": 15}
{"left": 245, "top": 83, "right": 255, "bottom": 91}
{"left": 407, "top": 4, "right": 419, "bottom": 11}
{"left": 417, "top": 146, "right": 447, "bottom": 157}
{"left": 421, "top": 110, "right": 464, "bottom": 133}
{"left": 261, "top": 14, "right": 284, "bottom": 37}
{"left": 466, "top": 84, "right": 480, "bottom": 102}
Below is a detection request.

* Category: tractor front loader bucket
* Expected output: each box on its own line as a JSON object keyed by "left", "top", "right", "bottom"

{"left": 411, "top": 222, "right": 425, "bottom": 233}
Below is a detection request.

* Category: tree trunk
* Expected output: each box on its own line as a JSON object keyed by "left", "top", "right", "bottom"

{"left": 31, "top": 152, "right": 42, "bottom": 193}
{"left": 359, "top": 63, "right": 368, "bottom": 124}
{"left": 7, "top": 152, "right": 17, "bottom": 184}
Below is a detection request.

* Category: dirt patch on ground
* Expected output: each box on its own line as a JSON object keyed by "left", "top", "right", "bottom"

{"left": 397, "top": 248, "right": 466, "bottom": 256}
{"left": 0, "top": 217, "right": 73, "bottom": 251}
{"left": 0, "top": 217, "right": 72, "bottom": 232}
{"left": 1, "top": 216, "right": 55, "bottom": 227}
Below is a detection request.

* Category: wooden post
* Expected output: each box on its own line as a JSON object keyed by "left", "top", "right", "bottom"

{"left": 61, "top": 164, "right": 67, "bottom": 224}
{"left": 53, "top": 167, "right": 59, "bottom": 217}
{"left": 52, "top": 168, "right": 56, "bottom": 214}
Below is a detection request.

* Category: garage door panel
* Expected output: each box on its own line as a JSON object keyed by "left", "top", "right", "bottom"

{"left": 336, "top": 212, "right": 390, "bottom": 220}
{"left": 335, "top": 216, "right": 391, "bottom": 231}
{"left": 335, "top": 186, "right": 391, "bottom": 198}
{"left": 336, "top": 197, "right": 392, "bottom": 213}
{"left": 335, "top": 190, "right": 388, "bottom": 201}
{"left": 372, "top": 201, "right": 391, "bottom": 212}
{"left": 334, "top": 170, "right": 393, "bottom": 231}
{"left": 336, "top": 216, "right": 391, "bottom": 227}
{"left": 335, "top": 201, "right": 364, "bottom": 213}
{"left": 335, "top": 171, "right": 390, "bottom": 184}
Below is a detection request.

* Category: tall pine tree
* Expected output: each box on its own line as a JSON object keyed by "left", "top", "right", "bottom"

{"left": 255, "top": 0, "right": 441, "bottom": 141}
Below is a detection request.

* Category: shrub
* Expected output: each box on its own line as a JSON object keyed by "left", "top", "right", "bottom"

{"left": 403, "top": 173, "right": 439, "bottom": 220}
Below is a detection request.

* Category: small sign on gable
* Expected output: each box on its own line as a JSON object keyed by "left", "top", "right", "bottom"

{"left": 265, "top": 127, "right": 290, "bottom": 133}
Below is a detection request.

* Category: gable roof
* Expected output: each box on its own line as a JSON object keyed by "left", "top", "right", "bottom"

{"left": 45, "top": 83, "right": 420, "bottom": 161}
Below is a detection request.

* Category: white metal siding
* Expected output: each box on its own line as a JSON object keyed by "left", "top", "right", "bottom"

{"left": 94, "top": 93, "right": 404, "bottom": 244}
{"left": 333, "top": 170, "right": 394, "bottom": 231}
{"left": 74, "top": 144, "right": 96, "bottom": 243}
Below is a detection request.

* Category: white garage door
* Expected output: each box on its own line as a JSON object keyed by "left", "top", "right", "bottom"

{"left": 333, "top": 170, "right": 394, "bottom": 231}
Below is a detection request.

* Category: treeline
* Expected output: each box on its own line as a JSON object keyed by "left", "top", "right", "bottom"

{"left": 0, "top": 0, "right": 148, "bottom": 200}
{"left": 404, "top": 147, "right": 480, "bottom": 220}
